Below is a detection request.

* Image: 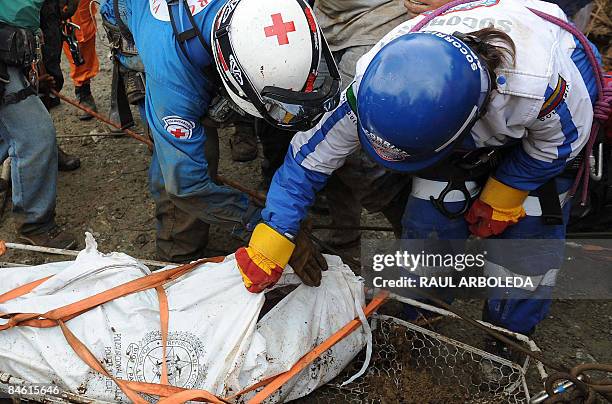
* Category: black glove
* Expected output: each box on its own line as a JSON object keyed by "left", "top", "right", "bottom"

{"left": 289, "top": 220, "right": 328, "bottom": 287}
{"left": 59, "top": 0, "right": 79, "bottom": 19}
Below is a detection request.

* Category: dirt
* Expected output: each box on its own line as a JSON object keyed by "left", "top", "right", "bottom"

{"left": 589, "top": 0, "right": 611, "bottom": 69}
{"left": 0, "top": 15, "right": 610, "bottom": 404}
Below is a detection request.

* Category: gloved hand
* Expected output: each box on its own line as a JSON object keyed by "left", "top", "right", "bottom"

{"left": 465, "top": 177, "right": 528, "bottom": 238}
{"left": 236, "top": 223, "right": 295, "bottom": 293}
{"left": 59, "top": 0, "right": 79, "bottom": 19}
{"left": 289, "top": 220, "right": 328, "bottom": 287}
{"left": 38, "top": 74, "right": 57, "bottom": 95}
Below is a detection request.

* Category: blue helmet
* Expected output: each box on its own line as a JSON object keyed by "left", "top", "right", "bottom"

{"left": 357, "top": 31, "right": 492, "bottom": 173}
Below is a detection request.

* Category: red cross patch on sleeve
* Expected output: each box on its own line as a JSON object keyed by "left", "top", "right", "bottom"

{"left": 163, "top": 116, "right": 196, "bottom": 140}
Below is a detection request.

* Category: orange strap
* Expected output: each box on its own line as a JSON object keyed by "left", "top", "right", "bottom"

{"left": 0, "top": 258, "right": 387, "bottom": 404}
{"left": 246, "top": 290, "right": 389, "bottom": 404}
{"left": 0, "top": 276, "right": 52, "bottom": 304}
{"left": 58, "top": 319, "right": 148, "bottom": 404}
{"left": 156, "top": 286, "right": 170, "bottom": 386}
{"left": 0, "top": 257, "right": 227, "bottom": 403}
{"left": 0, "top": 257, "right": 222, "bottom": 331}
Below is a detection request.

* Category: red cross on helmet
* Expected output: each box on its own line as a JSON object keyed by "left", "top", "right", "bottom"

{"left": 212, "top": 0, "right": 341, "bottom": 131}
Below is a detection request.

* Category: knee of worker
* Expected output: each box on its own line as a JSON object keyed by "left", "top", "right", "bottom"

{"left": 401, "top": 196, "right": 470, "bottom": 239}
{"left": 484, "top": 237, "right": 565, "bottom": 281}
{"left": 162, "top": 173, "right": 215, "bottom": 201}
{"left": 153, "top": 154, "right": 213, "bottom": 199}
{"left": 15, "top": 99, "right": 58, "bottom": 159}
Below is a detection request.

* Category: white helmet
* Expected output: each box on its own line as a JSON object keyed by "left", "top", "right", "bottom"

{"left": 212, "top": 0, "right": 341, "bottom": 131}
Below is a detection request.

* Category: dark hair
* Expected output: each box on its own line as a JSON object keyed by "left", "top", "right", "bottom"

{"left": 457, "top": 27, "right": 517, "bottom": 90}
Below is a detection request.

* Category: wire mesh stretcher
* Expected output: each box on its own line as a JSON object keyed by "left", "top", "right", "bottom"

{"left": 0, "top": 246, "right": 542, "bottom": 404}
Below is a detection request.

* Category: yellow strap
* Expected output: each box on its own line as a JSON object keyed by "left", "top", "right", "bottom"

{"left": 249, "top": 223, "right": 295, "bottom": 269}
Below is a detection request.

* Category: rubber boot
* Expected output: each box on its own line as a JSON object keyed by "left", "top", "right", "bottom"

{"left": 74, "top": 82, "right": 98, "bottom": 121}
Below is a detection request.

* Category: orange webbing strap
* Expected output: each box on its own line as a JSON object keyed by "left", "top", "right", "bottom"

{"left": 0, "top": 276, "right": 53, "bottom": 304}
{"left": 245, "top": 290, "right": 389, "bottom": 404}
{"left": 0, "top": 256, "right": 227, "bottom": 403}
{"left": 56, "top": 292, "right": 227, "bottom": 404}
{"left": 155, "top": 286, "right": 170, "bottom": 386}
{"left": 0, "top": 257, "right": 224, "bottom": 331}
{"left": 57, "top": 319, "right": 148, "bottom": 404}
{"left": 122, "top": 381, "right": 228, "bottom": 403}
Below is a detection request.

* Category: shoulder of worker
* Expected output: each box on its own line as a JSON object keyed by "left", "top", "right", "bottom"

{"left": 123, "top": 0, "right": 225, "bottom": 99}
{"left": 354, "top": 0, "right": 589, "bottom": 123}
{"left": 288, "top": 87, "right": 361, "bottom": 175}
{"left": 132, "top": 0, "right": 225, "bottom": 38}
{"left": 0, "top": 0, "right": 45, "bottom": 32}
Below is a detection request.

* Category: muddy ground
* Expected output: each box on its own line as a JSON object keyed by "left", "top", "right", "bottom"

{"left": 0, "top": 19, "right": 610, "bottom": 404}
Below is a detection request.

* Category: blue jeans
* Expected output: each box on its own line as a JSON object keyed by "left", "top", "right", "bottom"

{"left": 0, "top": 67, "right": 58, "bottom": 235}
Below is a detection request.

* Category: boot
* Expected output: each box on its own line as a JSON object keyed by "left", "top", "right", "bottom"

{"left": 228, "top": 124, "right": 257, "bottom": 162}
{"left": 57, "top": 145, "right": 81, "bottom": 171}
{"left": 40, "top": 95, "right": 60, "bottom": 110}
{"left": 74, "top": 82, "right": 98, "bottom": 121}
{"left": 19, "top": 225, "right": 78, "bottom": 249}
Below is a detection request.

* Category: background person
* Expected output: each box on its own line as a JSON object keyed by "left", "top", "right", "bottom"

{"left": 40, "top": 0, "right": 81, "bottom": 171}
{"left": 62, "top": 0, "right": 99, "bottom": 120}
{"left": 0, "top": 0, "right": 77, "bottom": 248}
{"left": 98, "top": 0, "right": 336, "bottom": 281}
{"left": 313, "top": 0, "right": 413, "bottom": 247}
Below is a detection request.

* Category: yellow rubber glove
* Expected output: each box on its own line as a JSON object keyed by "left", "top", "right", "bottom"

{"left": 465, "top": 177, "right": 529, "bottom": 237}
{"left": 235, "top": 223, "right": 295, "bottom": 293}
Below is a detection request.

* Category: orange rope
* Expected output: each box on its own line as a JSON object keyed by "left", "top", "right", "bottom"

{"left": 0, "top": 257, "right": 386, "bottom": 403}
{"left": 50, "top": 89, "right": 153, "bottom": 149}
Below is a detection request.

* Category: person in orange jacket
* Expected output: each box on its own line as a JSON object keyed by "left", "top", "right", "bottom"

{"left": 62, "top": 0, "right": 99, "bottom": 120}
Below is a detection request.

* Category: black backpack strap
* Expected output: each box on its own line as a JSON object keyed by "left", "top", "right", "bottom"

{"left": 165, "top": 0, "right": 219, "bottom": 87}
{"left": 113, "top": 0, "right": 134, "bottom": 43}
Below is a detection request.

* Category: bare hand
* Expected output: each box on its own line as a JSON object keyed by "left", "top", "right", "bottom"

{"left": 403, "top": 0, "right": 452, "bottom": 15}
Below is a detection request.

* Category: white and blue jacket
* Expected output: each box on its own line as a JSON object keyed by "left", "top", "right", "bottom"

{"left": 263, "top": 0, "right": 600, "bottom": 237}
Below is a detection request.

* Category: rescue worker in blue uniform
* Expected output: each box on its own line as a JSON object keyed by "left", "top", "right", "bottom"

{"left": 98, "top": 0, "right": 341, "bottom": 266}
{"left": 235, "top": 0, "right": 603, "bottom": 338}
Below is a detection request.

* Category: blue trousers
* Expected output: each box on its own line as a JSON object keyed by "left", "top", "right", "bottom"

{"left": 0, "top": 67, "right": 58, "bottom": 235}
{"left": 401, "top": 178, "right": 571, "bottom": 334}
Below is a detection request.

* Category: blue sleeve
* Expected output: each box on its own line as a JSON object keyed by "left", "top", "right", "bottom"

{"left": 260, "top": 89, "right": 361, "bottom": 237}
{"left": 262, "top": 146, "right": 330, "bottom": 237}
{"left": 146, "top": 76, "right": 251, "bottom": 226}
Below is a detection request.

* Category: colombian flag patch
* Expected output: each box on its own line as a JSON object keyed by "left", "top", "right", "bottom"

{"left": 538, "top": 75, "right": 567, "bottom": 119}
